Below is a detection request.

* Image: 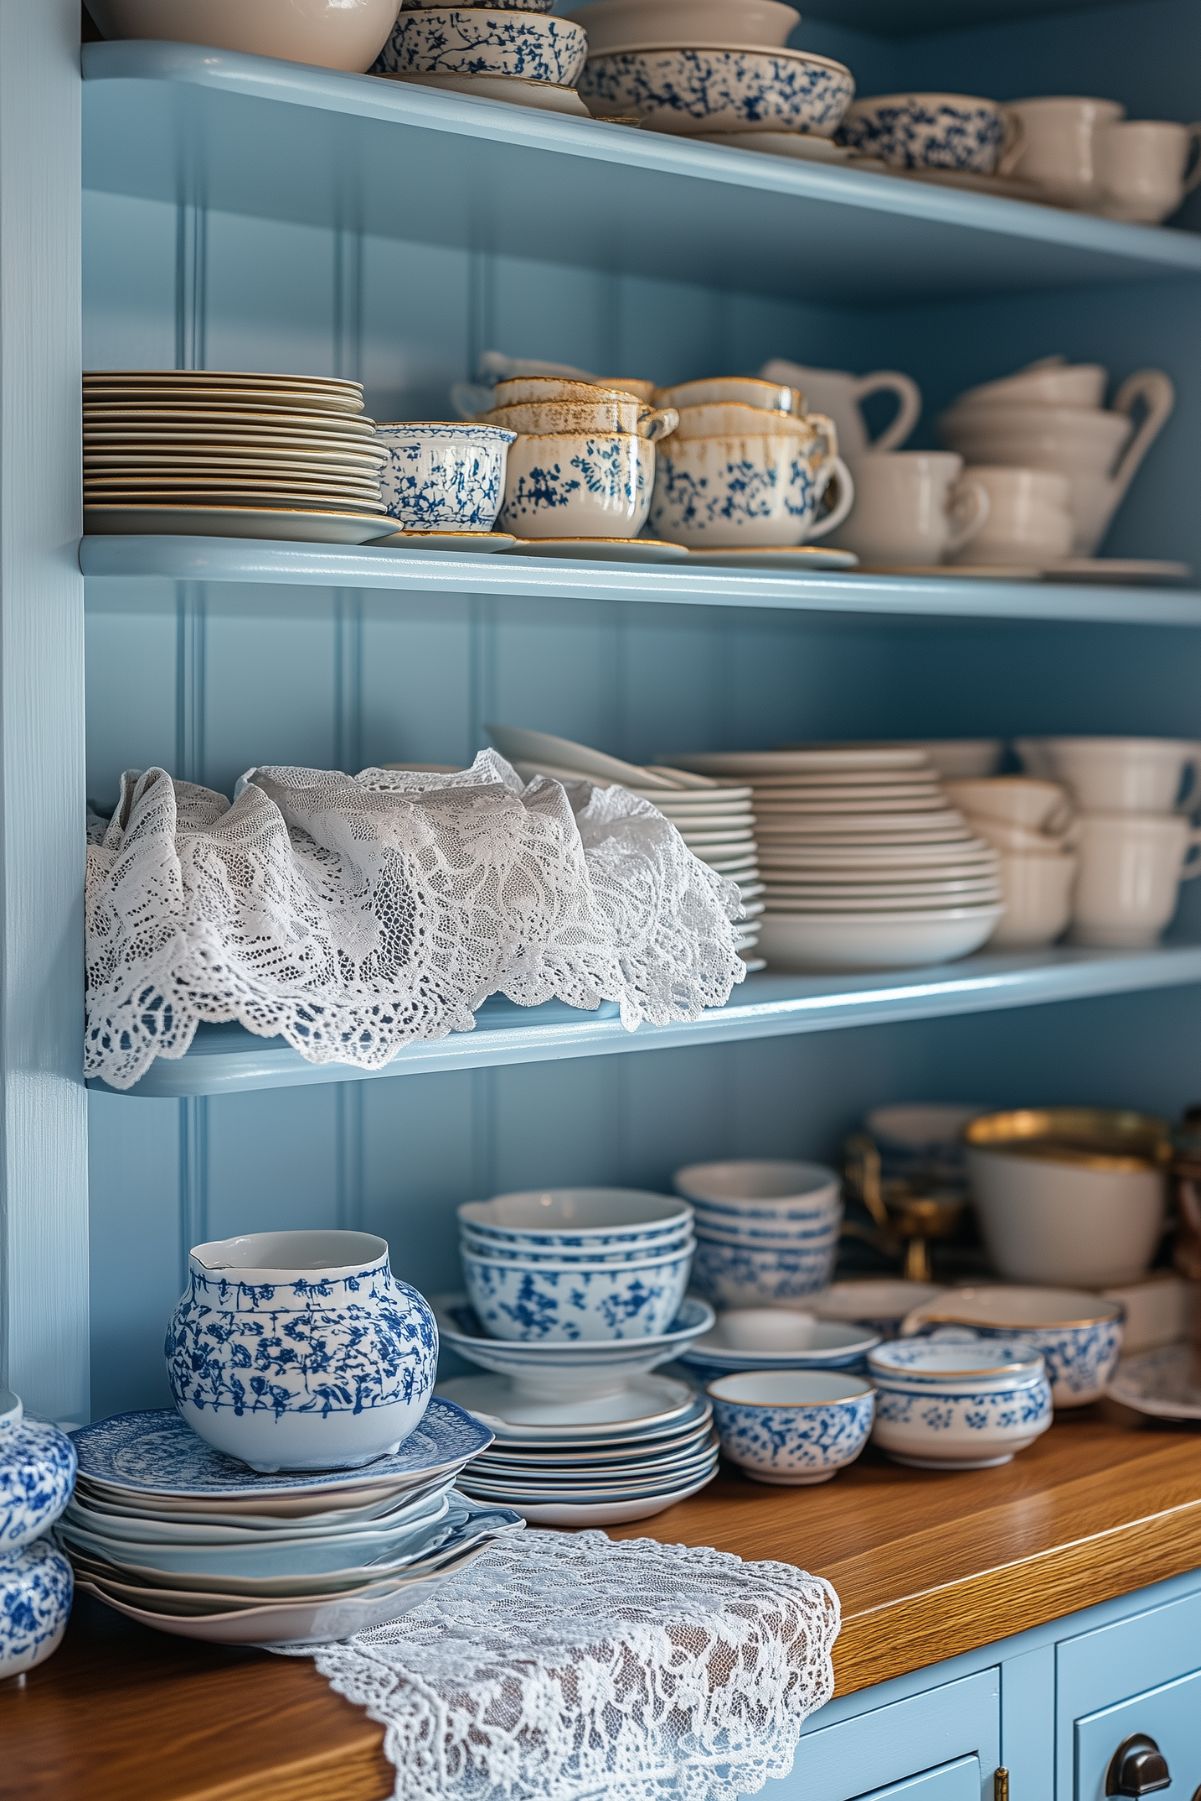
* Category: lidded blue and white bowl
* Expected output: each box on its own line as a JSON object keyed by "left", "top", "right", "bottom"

{"left": 900, "top": 1285, "right": 1125, "bottom": 1409}
{"left": 167, "top": 1230, "right": 438, "bottom": 1474}
{"left": 375, "top": 423, "right": 515, "bottom": 532}
{"left": 709, "top": 1370, "right": 875, "bottom": 1486}
{"left": 868, "top": 1337, "right": 1052, "bottom": 1471}
{"left": 0, "top": 1389, "right": 76, "bottom": 1554}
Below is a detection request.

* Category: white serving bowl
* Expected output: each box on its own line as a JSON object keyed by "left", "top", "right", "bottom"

{"left": 868, "top": 1338, "right": 1052, "bottom": 1469}
{"left": 377, "top": 8, "right": 588, "bottom": 83}
{"left": 708, "top": 1371, "right": 875, "bottom": 1485}
{"left": 578, "top": 47, "right": 855, "bottom": 139}
{"left": 460, "top": 1189, "right": 693, "bottom": 1246}
{"left": 566, "top": 0, "right": 801, "bottom": 55}
{"left": 964, "top": 1108, "right": 1170, "bottom": 1287}
{"left": 814, "top": 1279, "right": 947, "bottom": 1338}
{"left": 942, "top": 778, "right": 1071, "bottom": 834}
{"left": 462, "top": 1244, "right": 692, "bottom": 1342}
{"left": 956, "top": 362, "right": 1109, "bottom": 412}
{"left": 673, "top": 1159, "right": 841, "bottom": 1220}
{"left": 759, "top": 904, "right": 1002, "bottom": 971}
{"left": 900, "top": 1285, "right": 1125, "bottom": 1408}
{"left": 87, "top": 0, "right": 400, "bottom": 69}
{"left": 498, "top": 430, "right": 655, "bottom": 538}
{"left": 690, "top": 1235, "right": 837, "bottom": 1309}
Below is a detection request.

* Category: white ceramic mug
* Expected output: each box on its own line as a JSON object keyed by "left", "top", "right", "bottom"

{"left": 1016, "top": 737, "right": 1201, "bottom": 815}
{"left": 944, "top": 777, "right": 1074, "bottom": 834}
{"left": 989, "top": 848, "right": 1077, "bottom": 949}
{"left": 953, "top": 466, "right": 1074, "bottom": 565}
{"left": 1072, "top": 813, "right": 1201, "bottom": 946}
{"left": 1008, "top": 97, "right": 1125, "bottom": 207}
{"left": 1096, "top": 119, "right": 1201, "bottom": 223}
{"left": 837, "top": 452, "right": 989, "bottom": 566}
{"left": 760, "top": 360, "right": 921, "bottom": 455}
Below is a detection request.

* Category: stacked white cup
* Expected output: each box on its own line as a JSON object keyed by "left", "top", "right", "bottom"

{"left": 941, "top": 776, "right": 1077, "bottom": 949}
{"left": 1016, "top": 738, "right": 1201, "bottom": 947}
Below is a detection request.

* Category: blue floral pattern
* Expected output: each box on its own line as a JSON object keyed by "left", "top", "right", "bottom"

{"left": 498, "top": 435, "right": 652, "bottom": 535}
{"left": 71, "top": 1400, "right": 492, "bottom": 1498}
{"left": 928, "top": 1320, "right": 1124, "bottom": 1403}
{"left": 377, "top": 11, "right": 586, "bottom": 84}
{"left": 837, "top": 98, "right": 1006, "bottom": 172}
{"left": 650, "top": 443, "right": 829, "bottom": 547}
{"left": 1, "top": 1417, "right": 76, "bottom": 1552}
{"left": 874, "top": 1381, "right": 1051, "bottom": 1431}
{"left": 377, "top": 425, "right": 513, "bottom": 531}
{"left": 579, "top": 49, "right": 854, "bottom": 135}
{"left": 712, "top": 1391, "right": 874, "bottom": 1480}
{"left": 690, "top": 1236, "right": 837, "bottom": 1307}
{"left": 463, "top": 1252, "right": 690, "bottom": 1341}
{"left": 0, "top": 1539, "right": 73, "bottom": 1680}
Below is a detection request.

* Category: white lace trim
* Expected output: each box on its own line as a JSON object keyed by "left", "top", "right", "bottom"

{"left": 84, "top": 753, "right": 744, "bottom": 1089}
{"left": 290, "top": 1528, "right": 839, "bottom": 1801}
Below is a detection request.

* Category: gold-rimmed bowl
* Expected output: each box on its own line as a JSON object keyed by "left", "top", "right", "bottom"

{"left": 900, "top": 1283, "right": 1125, "bottom": 1408}
{"left": 707, "top": 1371, "right": 875, "bottom": 1485}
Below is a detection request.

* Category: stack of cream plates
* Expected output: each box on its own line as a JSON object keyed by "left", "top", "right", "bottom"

{"left": 665, "top": 746, "right": 1003, "bottom": 971}
{"left": 487, "top": 724, "right": 764, "bottom": 968}
{"left": 83, "top": 369, "right": 390, "bottom": 543}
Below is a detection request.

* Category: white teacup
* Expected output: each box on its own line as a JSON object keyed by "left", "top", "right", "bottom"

{"left": 760, "top": 360, "right": 921, "bottom": 456}
{"left": 1096, "top": 119, "right": 1201, "bottom": 224}
{"left": 1072, "top": 813, "right": 1201, "bottom": 947}
{"left": 1008, "top": 97, "right": 1125, "bottom": 207}
{"left": 990, "top": 848, "right": 1078, "bottom": 949}
{"left": 944, "top": 777, "right": 1074, "bottom": 834}
{"left": 838, "top": 451, "right": 989, "bottom": 566}
{"left": 952, "top": 466, "right": 1074, "bottom": 566}
{"left": 1016, "top": 737, "right": 1201, "bottom": 816}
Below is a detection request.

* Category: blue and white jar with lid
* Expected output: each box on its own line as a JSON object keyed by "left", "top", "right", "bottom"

{"left": 1, "top": 1388, "right": 75, "bottom": 1680}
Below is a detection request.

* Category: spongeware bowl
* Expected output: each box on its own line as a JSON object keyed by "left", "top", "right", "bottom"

{"left": 0, "top": 1393, "right": 77, "bottom": 1554}
{"left": 375, "top": 423, "right": 514, "bottom": 531}
{"left": 86, "top": 0, "right": 400, "bottom": 71}
{"left": 650, "top": 431, "right": 853, "bottom": 548}
{"left": 461, "top": 1245, "right": 692, "bottom": 1342}
{"left": 166, "top": 1230, "right": 438, "bottom": 1474}
{"left": 460, "top": 1189, "right": 693, "bottom": 1244}
{"left": 814, "top": 1279, "right": 946, "bottom": 1339}
{"left": 377, "top": 8, "right": 588, "bottom": 83}
{"left": 480, "top": 399, "right": 679, "bottom": 440}
{"left": 708, "top": 1371, "right": 875, "bottom": 1486}
{"left": 837, "top": 93, "right": 1016, "bottom": 174}
{"left": 459, "top": 1225, "right": 693, "bottom": 1264}
{"left": 674, "top": 1159, "right": 841, "bottom": 1220}
{"left": 900, "top": 1286, "right": 1125, "bottom": 1408}
{"left": 578, "top": 48, "right": 856, "bottom": 139}
{"left": 690, "top": 1235, "right": 837, "bottom": 1309}
{"left": 498, "top": 431, "right": 655, "bottom": 538}
{"left": 566, "top": 0, "right": 800, "bottom": 55}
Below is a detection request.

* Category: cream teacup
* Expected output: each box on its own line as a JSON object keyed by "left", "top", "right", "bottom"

{"left": 838, "top": 451, "right": 989, "bottom": 566}
{"left": 969, "top": 817, "right": 1076, "bottom": 855}
{"left": 650, "top": 428, "right": 853, "bottom": 548}
{"left": 498, "top": 430, "right": 655, "bottom": 539}
{"left": 671, "top": 402, "right": 832, "bottom": 444}
{"left": 1008, "top": 97, "right": 1125, "bottom": 206}
{"left": 1016, "top": 737, "right": 1201, "bottom": 816}
{"left": 989, "top": 848, "right": 1078, "bottom": 949}
{"left": 1096, "top": 119, "right": 1201, "bottom": 223}
{"left": 944, "top": 777, "right": 1073, "bottom": 834}
{"left": 1071, "top": 813, "right": 1201, "bottom": 947}
{"left": 482, "top": 398, "right": 678, "bottom": 441}
{"left": 952, "top": 466, "right": 1074, "bottom": 566}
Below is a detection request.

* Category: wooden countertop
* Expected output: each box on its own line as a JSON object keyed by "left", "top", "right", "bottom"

{"left": 4, "top": 1409, "right": 1200, "bottom": 1801}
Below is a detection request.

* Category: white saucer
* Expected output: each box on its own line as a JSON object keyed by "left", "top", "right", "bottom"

{"left": 885, "top": 164, "right": 1046, "bottom": 203}
{"left": 494, "top": 1467, "right": 718, "bottom": 1527}
{"left": 857, "top": 562, "right": 1041, "bottom": 581}
{"left": 1107, "top": 1343, "right": 1201, "bottom": 1421}
{"left": 697, "top": 131, "right": 850, "bottom": 163}
{"left": 84, "top": 504, "right": 391, "bottom": 544}
{"left": 685, "top": 546, "right": 858, "bottom": 571}
{"left": 375, "top": 529, "right": 516, "bottom": 552}
{"left": 381, "top": 71, "right": 590, "bottom": 117}
{"left": 511, "top": 536, "right": 689, "bottom": 563}
{"left": 1043, "top": 557, "right": 1193, "bottom": 585}
{"left": 435, "top": 1373, "right": 698, "bottom": 1440}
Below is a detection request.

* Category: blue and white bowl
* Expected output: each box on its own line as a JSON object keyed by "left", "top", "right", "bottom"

{"left": 0, "top": 1538, "right": 73, "bottom": 1679}
{"left": 460, "top": 1189, "right": 693, "bottom": 1249}
{"left": 460, "top": 1225, "right": 693, "bottom": 1265}
{"left": 498, "top": 431, "right": 656, "bottom": 540}
{"left": 709, "top": 1371, "right": 875, "bottom": 1485}
{"left": 377, "top": 8, "right": 587, "bottom": 84}
{"left": 0, "top": 1390, "right": 76, "bottom": 1554}
{"left": 167, "top": 1231, "right": 439, "bottom": 1474}
{"left": 900, "top": 1286, "right": 1125, "bottom": 1409}
{"left": 674, "top": 1160, "right": 842, "bottom": 1224}
{"left": 650, "top": 431, "right": 853, "bottom": 549}
{"left": 679, "top": 1310, "right": 879, "bottom": 1387}
{"left": 687, "top": 1215, "right": 839, "bottom": 1247}
{"left": 375, "top": 423, "right": 514, "bottom": 532}
{"left": 436, "top": 1295, "right": 715, "bottom": 1397}
{"left": 868, "top": 1337, "right": 1052, "bottom": 1470}
{"left": 462, "top": 1244, "right": 692, "bottom": 1342}
{"left": 690, "top": 1235, "right": 838, "bottom": 1309}
{"left": 578, "top": 47, "right": 854, "bottom": 139}
{"left": 837, "top": 93, "right": 1016, "bottom": 174}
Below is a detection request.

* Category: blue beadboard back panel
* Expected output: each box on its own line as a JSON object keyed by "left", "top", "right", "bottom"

{"left": 76, "top": 0, "right": 1201, "bottom": 1417}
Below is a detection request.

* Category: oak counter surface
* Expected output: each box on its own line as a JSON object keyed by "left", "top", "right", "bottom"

{"left": 3, "top": 1410, "right": 1199, "bottom": 1801}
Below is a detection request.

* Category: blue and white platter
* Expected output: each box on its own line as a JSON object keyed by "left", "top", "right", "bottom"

{"left": 72, "top": 1400, "right": 493, "bottom": 1499}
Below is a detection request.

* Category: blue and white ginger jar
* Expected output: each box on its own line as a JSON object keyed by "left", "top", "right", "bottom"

{"left": 0, "top": 1391, "right": 74, "bottom": 1681}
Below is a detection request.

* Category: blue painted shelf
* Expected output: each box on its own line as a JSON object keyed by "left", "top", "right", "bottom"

{"left": 81, "top": 43, "right": 1201, "bottom": 303}
{"left": 90, "top": 940, "right": 1201, "bottom": 1096}
{"left": 80, "top": 537, "right": 1201, "bottom": 628}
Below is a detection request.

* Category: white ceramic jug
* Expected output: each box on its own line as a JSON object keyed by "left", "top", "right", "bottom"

{"left": 760, "top": 359, "right": 921, "bottom": 455}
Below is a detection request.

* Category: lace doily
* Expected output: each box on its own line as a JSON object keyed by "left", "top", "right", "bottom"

{"left": 85, "top": 752, "right": 744, "bottom": 1089}
{"left": 291, "top": 1528, "right": 839, "bottom": 1801}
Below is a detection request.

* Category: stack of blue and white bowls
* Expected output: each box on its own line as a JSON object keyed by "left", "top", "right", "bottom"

{"left": 674, "top": 1160, "right": 843, "bottom": 1309}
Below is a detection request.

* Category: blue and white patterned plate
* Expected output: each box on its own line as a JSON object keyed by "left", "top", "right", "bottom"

{"left": 72, "top": 1400, "right": 492, "bottom": 1499}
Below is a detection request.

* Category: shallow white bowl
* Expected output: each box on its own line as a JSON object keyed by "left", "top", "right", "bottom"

{"left": 673, "top": 1160, "right": 841, "bottom": 1217}
{"left": 759, "top": 904, "right": 1003, "bottom": 971}
{"left": 87, "top": 0, "right": 399, "bottom": 69}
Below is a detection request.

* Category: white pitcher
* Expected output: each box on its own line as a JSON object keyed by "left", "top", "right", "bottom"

{"left": 760, "top": 359, "right": 921, "bottom": 455}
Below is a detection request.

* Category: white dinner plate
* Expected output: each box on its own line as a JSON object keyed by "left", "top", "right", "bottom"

{"left": 83, "top": 404, "right": 377, "bottom": 435}
{"left": 461, "top": 1456, "right": 718, "bottom": 1503}
{"left": 84, "top": 505, "right": 392, "bottom": 543}
{"left": 755, "top": 811, "right": 964, "bottom": 837}
{"left": 767, "top": 842, "right": 995, "bottom": 868}
{"left": 682, "top": 546, "right": 858, "bottom": 571}
{"left": 489, "top": 726, "right": 712, "bottom": 792}
{"left": 435, "top": 1373, "right": 698, "bottom": 1440}
{"left": 84, "top": 368, "right": 362, "bottom": 392}
{"left": 668, "top": 748, "right": 929, "bottom": 776}
{"left": 510, "top": 536, "right": 689, "bottom": 563}
{"left": 765, "top": 882, "right": 1001, "bottom": 905}
{"left": 751, "top": 795, "right": 947, "bottom": 817}
{"left": 506, "top": 1469, "right": 717, "bottom": 1526}
{"left": 472, "top": 1419, "right": 715, "bottom": 1469}
{"left": 84, "top": 424, "right": 381, "bottom": 453}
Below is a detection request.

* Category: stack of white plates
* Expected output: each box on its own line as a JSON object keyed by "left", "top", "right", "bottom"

{"left": 63, "top": 1402, "right": 518, "bottom": 1645}
{"left": 487, "top": 724, "right": 764, "bottom": 967}
{"left": 439, "top": 1373, "right": 719, "bottom": 1526}
{"left": 83, "top": 369, "right": 390, "bottom": 543}
{"left": 665, "top": 746, "right": 1003, "bottom": 970}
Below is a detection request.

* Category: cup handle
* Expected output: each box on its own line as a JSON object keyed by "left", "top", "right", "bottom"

{"left": 807, "top": 455, "right": 855, "bottom": 541}
{"left": 1179, "top": 751, "right": 1201, "bottom": 814}
{"left": 1184, "top": 124, "right": 1201, "bottom": 194}
{"left": 451, "top": 381, "right": 493, "bottom": 420}
{"left": 644, "top": 407, "right": 679, "bottom": 443}
{"left": 1045, "top": 794, "right": 1076, "bottom": 836}
{"left": 945, "top": 478, "right": 991, "bottom": 555}
{"left": 853, "top": 372, "right": 921, "bottom": 453}
{"left": 806, "top": 410, "right": 840, "bottom": 459}
{"left": 998, "top": 109, "right": 1026, "bottom": 176}
{"left": 1109, "top": 369, "right": 1176, "bottom": 498}
{"left": 1182, "top": 828, "right": 1201, "bottom": 879}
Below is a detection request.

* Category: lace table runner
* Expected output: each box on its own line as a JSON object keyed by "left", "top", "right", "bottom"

{"left": 290, "top": 1529, "right": 839, "bottom": 1801}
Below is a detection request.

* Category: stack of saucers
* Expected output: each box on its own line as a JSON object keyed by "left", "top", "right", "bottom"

{"left": 375, "top": 2, "right": 592, "bottom": 120}
{"left": 441, "top": 1373, "right": 718, "bottom": 1525}
{"left": 666, "top": 744, "right": 1002, "bottom": 970}
{"left": 61, "top": 1403, "right": 518, "bottom": 1645}
{"left": 487, "top": 724, "right": 764, "bottom": 967}
{"left": 674, "top": 1159, "right": 844, "bottom": 1309}
{"left": 83, "top": 370, "right": 389, "bottom": 543}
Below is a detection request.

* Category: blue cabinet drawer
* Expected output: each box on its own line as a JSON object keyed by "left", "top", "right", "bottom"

{"left": 1076, "top": 1670, "right": 1201, "bottom": 1800}
{"left": 854, "top": 1758, "right": 983, "bottom": 1799}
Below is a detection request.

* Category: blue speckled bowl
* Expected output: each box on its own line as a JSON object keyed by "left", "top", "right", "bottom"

{"left": 709, "top": 1370, "right": 875, "bottom": 1485}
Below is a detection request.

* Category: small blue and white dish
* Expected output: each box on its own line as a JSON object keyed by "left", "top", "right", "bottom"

{"left": 868, "top": 1337, "right": 1052, "bottom": 1470}
{"left": 377, "top": 7, "right": 587, "bottom": 86}
{"left": 167, "top": 1230, "right": 439, "bottom": 1473}
{"left": 690, "top": 1234, "right": 837, "bottom": 1310}
{"left": 578, "top": 47, "right": 855, "bottom": 139}
{"left": 459, "top": 1224, "right": 693, "bottom": 1265}
{"left": 678, "top": 1310, "right": 879, "bottom": 1388}
{"left": 674, "top": 1160, "right": 842, "bottom": 1223}
{"left": 462, "top": 1243, "right": 692, "bottom": 1343}
{"left": 899, "top": 1285, "right": 1125, "bottom": 1410}
{"left": 435, "top": 1294, "right": 715, "bottom": 1396}
{"left": 837, "top": 93, "right": 1017, "bottom": 175}
{"left": 708, "top": 1371, "right": 875, "bottom": 1486}
{"left": 375, "top": 422, "right": 515, "bottom": 533}
{"left": 0, "top": 1389, "right": 77, "bottom": 1553}
{"left": 1, "top": 1537, "right": 73, "bottom": 1680}
{"left": 461, "top": 1189, "right": 692, "bottom": 1249}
